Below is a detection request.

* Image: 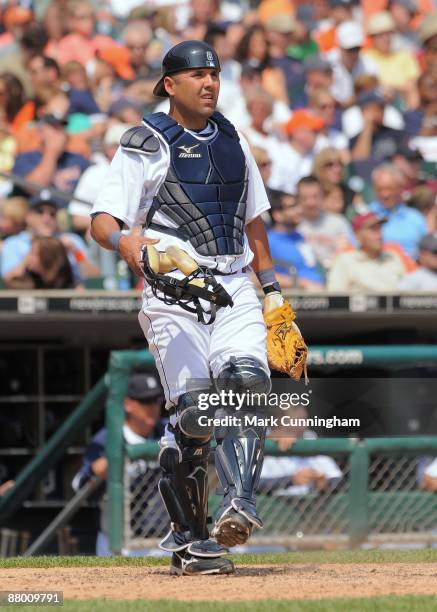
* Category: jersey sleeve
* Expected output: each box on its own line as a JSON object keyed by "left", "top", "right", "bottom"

{"left": 238, "top": 131, "right": 271, "bottom": 224}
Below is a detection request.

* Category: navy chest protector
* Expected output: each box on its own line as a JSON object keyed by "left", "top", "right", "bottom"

{"left": 143, "top": 112, "right": 248, "bottom": 257}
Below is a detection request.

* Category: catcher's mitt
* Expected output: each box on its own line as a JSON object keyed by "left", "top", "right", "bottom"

{"left": 263, "top": 297, "right": 308, "bottom": 382}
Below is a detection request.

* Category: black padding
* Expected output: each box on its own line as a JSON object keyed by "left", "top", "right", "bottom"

{"left": 120, "top": 126, "right": 160, "bottom": 154}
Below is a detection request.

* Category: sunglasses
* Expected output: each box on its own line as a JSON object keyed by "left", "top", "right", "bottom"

{"left": 35, "top": 207, "right": 57, "bottom": 218}
{"left": 323, "top": 160, "right": 343, "bottom": 168}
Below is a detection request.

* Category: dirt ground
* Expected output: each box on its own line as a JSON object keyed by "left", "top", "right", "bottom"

{"left": 2, "top": 563, "right": 437, "bottom": 601}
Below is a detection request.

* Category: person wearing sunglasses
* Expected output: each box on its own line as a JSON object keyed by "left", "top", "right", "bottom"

{"left": 1, "top": 189, "right": 97, "bottom": 285}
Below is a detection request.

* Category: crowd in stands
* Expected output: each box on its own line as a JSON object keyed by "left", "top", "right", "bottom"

{"left": 0, "top": 0, "right": 435, "bottom": 292}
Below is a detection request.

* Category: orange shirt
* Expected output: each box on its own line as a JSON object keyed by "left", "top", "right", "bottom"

{"left": 47, "top": 33, "right": 115, "bottom": 66}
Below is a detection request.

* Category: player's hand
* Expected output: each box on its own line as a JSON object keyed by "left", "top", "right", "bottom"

{"left": 118, "top": 234, "right": 159, "bottom": 277}
{"left": 41, "top": 124, "right": 68, "bottom": 157}
{"left": 91, "top": 457, "right": 108, "bottom": 480}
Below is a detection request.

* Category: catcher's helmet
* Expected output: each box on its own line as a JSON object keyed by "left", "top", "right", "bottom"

{"left": 153, "top": 40, "right": 221, "bottom": 98}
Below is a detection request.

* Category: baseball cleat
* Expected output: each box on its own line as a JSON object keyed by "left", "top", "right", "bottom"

{"left": 170, "top": 550, "right": 235, "bottom": 576}
{"left": 212, "top": 508, "right": 253, "bottom": 547}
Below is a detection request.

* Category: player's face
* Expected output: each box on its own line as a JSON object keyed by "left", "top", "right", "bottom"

{"left": 165, "top": 68, "right": 220, "bottom": 118}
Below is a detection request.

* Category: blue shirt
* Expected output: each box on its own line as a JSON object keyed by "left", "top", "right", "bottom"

{"left": 0, "top": 230, "right": 89, "bottom": 280}
{"left": 369, "top": 201, "right": 427, "bottom": 259}
{"left": 268, "top": 228, "right": 323, "bottom": 283}
{"left": 13, "top": 151, "right": 89, "bottom": 207}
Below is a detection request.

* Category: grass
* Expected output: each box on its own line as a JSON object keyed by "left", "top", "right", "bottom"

{"left": 2, "top": 597, "right": 437, "bottom": 612}
{"left": 1, "top": 549, "right": 437, "bottom": 569}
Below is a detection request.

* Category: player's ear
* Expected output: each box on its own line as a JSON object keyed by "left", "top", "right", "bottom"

{"left": 164, "top": 75, "right": 176, "bottom": 97}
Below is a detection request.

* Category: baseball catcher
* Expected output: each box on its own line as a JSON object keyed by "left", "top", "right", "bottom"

{"left": 90, "top": 40, "right": 307, "bottom": 575}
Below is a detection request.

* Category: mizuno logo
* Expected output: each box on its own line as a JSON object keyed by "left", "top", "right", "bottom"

{"left": 177, "top": 144, "right": 202, "bottom": 158}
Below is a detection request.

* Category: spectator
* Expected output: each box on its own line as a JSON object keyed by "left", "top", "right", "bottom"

{"left": 297, "top": 175, "right": 354, "bottom": 270}
{"left": 350, "top": 90, "right": 406, "bottom": 181}
{"left": 408, "top": 186, "right": 436, "bottom": 232}
{"left": 398, "top": 233, "right": 437, "bottom": 291}
{"left": 0, "top": 189, "right": 97, "bottom": 284}
{"left": 418, "top": 13, "right": 437, "bottom": 73}
{"left": 314, "top": 0, "right": 357, "bottom": 54}
{"left": 183, "top": 0, "right": 221, "bottom": 42}
{"left": 0, "top": 72, "right": 31, "bottom": 134}
{"left": 71, "top": 370, "right": 167, "bottom": 556}
{"left": 294, "top": 56, "right": 334, "bottom": 109}
{"left": 0, "top": 197, "right": 28, "bottom": 240}
{"left": 12, "top": 91, "right": 89, "bottom": 201}
{"left": 312, "top": 147, "right": 363, "bottom": 217}
{"left": 260, "top": 406, "right": 342, "bottom": 495}
{"left": 27, "top": 55, "right": 60, "bottom": 94}
{"left": 235, "top": 24, "right": 289, "bottom": 104}
{"left": 50, "top": 0, "right": 115, "bottom": 67}
{"left": 370, "top": 164, "right": 427, "bottom": 258}
{"left": 391, "top": 146, "right": 427, "bottom": 199}
{"left": 265, "top": 14, "right": 305, "bottom": 105}
{"left": 267, "top": 190, "right": 324, "bottom": 289}
{"left": 363, "top": 11, "right": 420, "bottom": 108}
{"left": 326, "top": 20, "right": 378, "bottom": 107}
{"left": 403, "top": 72, "right": 437, "bottom": 139}
{"left": 419, "top": 457, "right": 437, "bottom": 491}
{"left": 308, "top": 88, "right": 349, "bottom": 154}
{"left": 275, "top": 110, "right": 326, "bottom": 194}
{"left": 342, "top": 74, "right": 405, "bottom": 139}
{"left": 251, "top": 146, "right": 273, "bottom": 192}
{"left": 390, "top": 0, "right": 420, "bottom": 53}
{"left": 5, "top": 236, "right": 76, "bottom": 289}
{"left": 288, "top": 5, "right": 319, "bottom": 61}
{"left": 327, "top": 212, "right": 405, "bottom": 291}
{"left": 122, "top": 21, "right": 154, "bottom": 80}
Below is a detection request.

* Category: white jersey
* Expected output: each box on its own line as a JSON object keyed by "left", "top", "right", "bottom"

{"left": 92, "top": 118, "right": 271, "bottom": 274}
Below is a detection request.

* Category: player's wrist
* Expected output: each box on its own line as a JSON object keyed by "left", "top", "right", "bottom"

{"left": 256, "top": 268, "right": 281, "bottom": 296}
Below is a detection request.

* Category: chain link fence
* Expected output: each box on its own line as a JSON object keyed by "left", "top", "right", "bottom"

{"left": 122, "top": 446, "right": 437, "bottom": 551}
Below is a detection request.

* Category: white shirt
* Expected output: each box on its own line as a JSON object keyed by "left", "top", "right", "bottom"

{"left": 69, "top": 154, "right": 110, "bottom": 217}
{"left": 92, "top": 116, "right": 271, "bottom": 274}
{"left": 325, "top": 48, "right": 378, "bottom": 104}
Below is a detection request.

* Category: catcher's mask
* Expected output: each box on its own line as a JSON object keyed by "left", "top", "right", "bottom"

{"left": 140, "top": 245, "right": 234, "bottom": 325}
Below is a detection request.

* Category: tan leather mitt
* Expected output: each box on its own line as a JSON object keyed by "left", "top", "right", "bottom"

{"left": 263, "top": 300, "right": 308, "bottom": 381}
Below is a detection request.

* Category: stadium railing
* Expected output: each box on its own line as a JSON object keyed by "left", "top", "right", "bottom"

{"left": 105, "top": 350, "right": 437, "bottom": 554}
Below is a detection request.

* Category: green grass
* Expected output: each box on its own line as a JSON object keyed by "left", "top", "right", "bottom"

{"left": 2, "top": 597, "right": 437, "bottom": 612}
{"left": 1, "top": 549, "right": 437, "bottom": 569}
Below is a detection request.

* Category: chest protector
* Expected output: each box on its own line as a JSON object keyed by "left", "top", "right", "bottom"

{"left": 143, "top": 112, "right": 248, "bottom": 257}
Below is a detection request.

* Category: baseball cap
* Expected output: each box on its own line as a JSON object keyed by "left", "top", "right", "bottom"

{"left": 357, "top": 90, "right": 385, "bottom": 108}
{"left": 126, "top": 372, "right": 162, "bottom": 402}
{"left": 367, "top": 12, "right": 396, "bottom": 36}
{"left": 99, "top": 45, "right": 135, "bottom": 81}
{"left": 29, "top": 189, "right": 58, "bottom": 209}
{"left": 419, "top": 233, "right": 437, "bottom": 254}
{"left": 108, "top": 97, "right": 143, "bottom": 116}
{"left": 337, "top": 21, "right": 364, "bottom": 49}
{"left": 329, "top": 0, "right": 355, "bottom": 8}
{"left": 391, "top": 0, "right": 417, "bottom": 13}
{"left": 418, "top": 14, "right": 437, "bottom": 45}
{"left": 265, "top": 13, "right": 298, "bottom": 34}
{"left": 352, "top": 212, "right": 386, "bottom": 232}
{"left": 284, "top": 109, "right": 325, "bottom": 135}
{"left": 304, "top": 56, "right": 333, "bottom": 75}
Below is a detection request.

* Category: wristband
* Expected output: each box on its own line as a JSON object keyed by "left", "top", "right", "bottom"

{"left": 263, "top": 282, "right": 281, "bottom": 296}
{"left": 256, "top": 268, "right": 281, "bottom": 295}
{"left": 109, "top": 231, "right": 123, "bottom": 251}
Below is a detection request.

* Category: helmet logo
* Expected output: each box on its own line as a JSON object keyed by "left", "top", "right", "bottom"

{"left": 206, "top": 50, "right": 215, "bottom": 67}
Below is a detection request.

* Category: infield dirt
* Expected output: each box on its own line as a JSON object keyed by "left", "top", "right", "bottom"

{"left": 2, "top": 563, "right": 437, "bottom": 601}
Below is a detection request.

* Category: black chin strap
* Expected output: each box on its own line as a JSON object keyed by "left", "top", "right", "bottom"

{"left": 140, "top": 247, "right": 234, "bottom": 325}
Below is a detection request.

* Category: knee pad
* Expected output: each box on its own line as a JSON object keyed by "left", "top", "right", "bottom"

{"left": 215, "top": 356, "right": 271, "bottom": 396}
{"left": 176, "top": 390, "right": 216, "bottom": 439}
